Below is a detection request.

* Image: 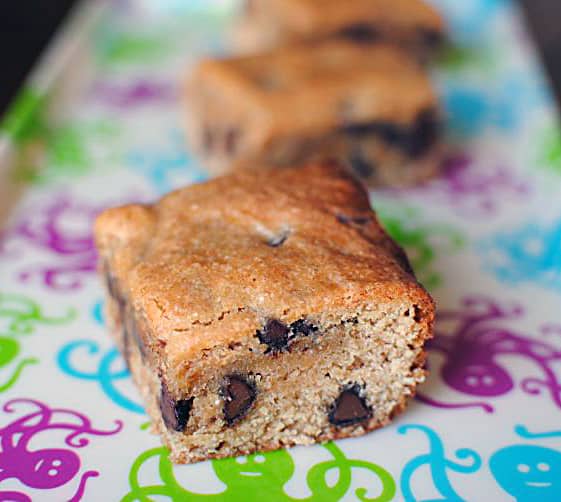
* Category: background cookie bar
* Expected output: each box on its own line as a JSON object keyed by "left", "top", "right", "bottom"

{"left": 184, "top": 42, "right": 441, "bottom": 187}
{"left": 234, "top": 0, "right": 445, "bottom": 55}
{"left": 95, "top": 162, "right": 435, "bottom": 464}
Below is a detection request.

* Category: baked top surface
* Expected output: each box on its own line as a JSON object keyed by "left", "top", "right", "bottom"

{"left": 255, "top": 0, "right": 445, "bottom": 34}
{"left": 95, "top": 162, "right": 432, "bottom": 355}
{"left": 189, "top": 42, "right": 437, "bottom": 131}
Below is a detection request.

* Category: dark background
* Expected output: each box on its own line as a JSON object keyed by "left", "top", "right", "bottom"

{"left": 1, "top": 0, "right": 561, "bottom": 118}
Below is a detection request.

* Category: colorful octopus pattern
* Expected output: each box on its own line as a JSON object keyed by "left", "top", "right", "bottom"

{"left": 0, "top": 293, "right": 75, "bottom": 392}
{"left": 90, "top": 79, "right": 175, "bottom": 109}
{"left": 0, "top": 398, "right": 122, "bottom": 501}
{"left": 123, "top": 442, "right": 396, "bottom": 502}
{"left": 491, "top": 425, "right": 561, "bottom": 501}
{"left": 418, "top": 296, "right": 561, "bottom": 413}
{"left": 398, "top": 424, "right": 482, "bottom": 501}
{"left": 126, "top": 130, "right": 207, "bottom": 193}
{"left": 376, "top": 206, "right": 464, "bottom": 289}
{"left": 0, "top": 194, "right": 143, "bottom": 291}
{"left": 386, "top": 153, "right": 530, "bottom": 216}
{"left": 480, "top": 218, "right": 561, "bottom": 292}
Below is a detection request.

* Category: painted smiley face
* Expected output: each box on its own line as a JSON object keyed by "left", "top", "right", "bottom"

{"left": 490, "top": 445, "right": 561, "bottom": 501}
{"left": 19, "top": 449, "right": 80, "bottom": 489}
{"left": 443, "top": 362, "right": 514, "bottom": 396}
{"left": 213, "top": 449, "right": 294, "bottom": 489}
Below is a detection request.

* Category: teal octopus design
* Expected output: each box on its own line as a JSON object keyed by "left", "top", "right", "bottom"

{"left": 398, "top": 424, "right": 481, "bottom": 502}
{"left": 123, "top": 443, "right": 396, "bottom": 501}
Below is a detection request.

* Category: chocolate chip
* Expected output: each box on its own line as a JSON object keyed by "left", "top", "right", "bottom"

{"left": 419, "top": 28, "right": 444, "bottom": 50}
{"left": 125, "top": 312, "right": 148, "bottom": 360}
{"left": 257, "top": 319, "right": 290, "bottom": 353}
{"left": 290, "top": 319, "right": 318, "bottom": 337}
{"left": 349, "top": 149, "right": 376, "bottom": 178}
{"left": 413, "top": 305, "right": 423, "bottom": 323}
{"left": 341, "top": 112, "right": 439, "bottom": 159}
{"left": 339, "top": 23, "right": 379, "bottom": 43}
{"left": 336, "top": 214, "right": 371, "bottom": 225}
{"left": 328, "top": 385, "right": 371, "bottom": 427}
{"left": 393, "top": 246, "right": 415, "bottom": 276}
{"left": 267, "top": 229, "right": 290, "bottom": 247}
{"left": 224, "top": 128, "right": 240, "bottom": 155}
{"left": 222, "top": 375, "right": 256, "bottom": 425}
{"left": 160, "top": 381, "right": 193, "bottom": 431}
{"left": 407, "top": 109, "right": 439, "bottom": 157}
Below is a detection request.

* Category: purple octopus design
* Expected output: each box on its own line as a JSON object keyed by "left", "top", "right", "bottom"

{"left": 387, "top": 154, "right": 529, "bottom": 216}
{"left": 1, "top": 195, "right": 120, "bottom": 290}
{"left": 417, "top": 296, "right": 561, "bottom": 413}
{"left": 91, "top": 79, "right": 175, "bottom": 109}
{"left": 0, "top": 398, "right": 122, "bottom": 501}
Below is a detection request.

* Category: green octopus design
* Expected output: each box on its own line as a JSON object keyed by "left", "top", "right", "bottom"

{"left": 0, "top": 293, "right": 76, "bottom": 392}
{"left": 539, "top": 125, "right": 561, "bottom": 175}
{"left": 15, "top": 119, "right": 120, "bottom": 184}
{"left": 123, "top": 443, "right": 395, "bottom": 502}
{"left": 376, "top": 207, "right": 464, "bottom": 289}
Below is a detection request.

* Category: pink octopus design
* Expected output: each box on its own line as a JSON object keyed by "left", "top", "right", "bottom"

{"left": 0, "top": 194, "right": 141, "bottom": 291}
{"left": 386, "top": 153, "right": 529, "bottom": 216}
{"left": 417, "top": 296, "right": 561, "bottom": 413}
{"left": 0, "top": 398, "right": 122, "bottom": 501}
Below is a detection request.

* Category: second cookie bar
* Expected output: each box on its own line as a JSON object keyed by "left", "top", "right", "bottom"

{"left": 184, "top": 42, "right": 442, "bottom": 187}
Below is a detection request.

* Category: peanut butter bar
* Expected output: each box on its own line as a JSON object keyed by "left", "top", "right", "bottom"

{"left": 95, "top": 162, "right": 435, "bottom": 463}
{"left": 184, "top": 42, "right": 441, "bottom": 187}
{"left": 234, "top": 0, "right": 445, "bottom": 55}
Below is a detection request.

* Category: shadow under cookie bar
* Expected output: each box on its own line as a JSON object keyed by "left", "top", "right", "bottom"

{"left": 94, "top": 163, "right": 435, "bottom": 464}
{"left": 233, "top": 0, "right": 445, "bottom": 56}
{"left": 184, "top": 42, "right": 442, "bottom": 188}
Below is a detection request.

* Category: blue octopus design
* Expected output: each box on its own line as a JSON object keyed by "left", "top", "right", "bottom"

{"left": 398, "top": 424, "right": 481, "bottom": 501}
{"left": 479, "top": 219, "right": 561, "bottom": 292}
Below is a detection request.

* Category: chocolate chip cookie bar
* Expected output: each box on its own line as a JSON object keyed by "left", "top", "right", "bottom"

{"left": 95, "top": 162, "right": 435, "bottom": 463}
{"left": 184, "top": 42, "right": 442, "bottom": 187}
{"left": 234, "top": 0, "right": 445, "bottom": 55}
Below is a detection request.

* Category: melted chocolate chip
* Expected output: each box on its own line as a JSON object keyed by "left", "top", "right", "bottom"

{"left": 267, "top": 229, "right": 290, "bottom": 248}
{"left": 257, "top": 319, "right": 290, "bottom": 352}
{"left": 336, "top": 214, "right": 371, "bottom": 225}
{"left": 160, "top": 382, "right": 193, "bottom": 431}
{"left": 341, "top": 110, "right": 439, "bottom": 159}
{"left": 290, "top": 319, "right": 318, "bottom": 337}
{"left": 339, "top": 23, "right": 379, "bottom": 43}
{"left": 419, "top": 29, "right": 444, "bottom": 50}
{"left": 222, "top": 375, "right": 256, "bottom": 425}
{"left": 349, "top": 149, "right": 376, "bottom": 178}
{"left": 393, "top": 246, "right": 415, "bottom": 276}
{"left": 407, "top": 109, "right": 439, "bottom": 157}
{"left": 328, "top": 385, "right": 371, "bottom": 427}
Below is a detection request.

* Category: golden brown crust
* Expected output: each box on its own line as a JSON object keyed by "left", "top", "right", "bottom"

{"left": 95, "top": 162, "right": 432, "bottom": 361}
